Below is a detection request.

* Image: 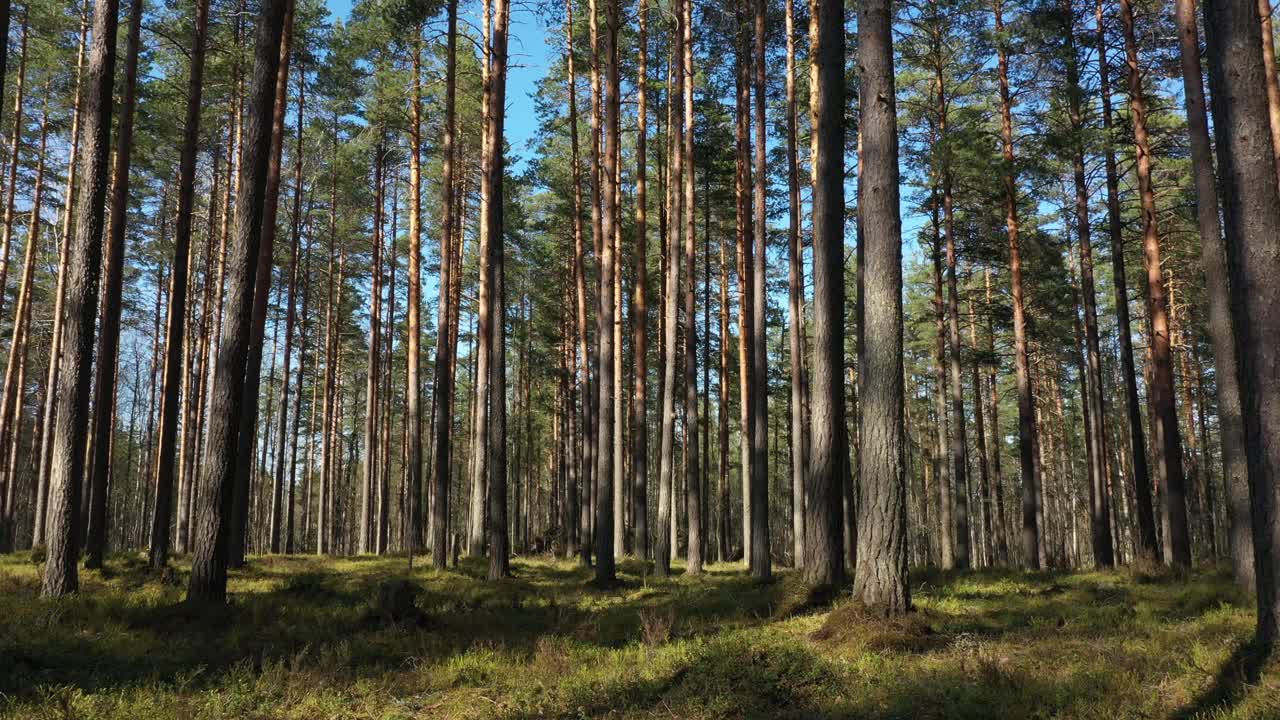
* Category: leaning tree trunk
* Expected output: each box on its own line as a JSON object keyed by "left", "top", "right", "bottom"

{"left": 186, "top": 0, "right": 288, "bottom": 604}
{"left": 40, "top": 0, "right": 119, "bottom": 598}
{"left": 84, "top": 0, "right": 142, "bottom": 570}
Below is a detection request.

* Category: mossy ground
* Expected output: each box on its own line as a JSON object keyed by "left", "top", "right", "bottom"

{"left": 1, "top": 552, "right": 1275, "bottom": 718}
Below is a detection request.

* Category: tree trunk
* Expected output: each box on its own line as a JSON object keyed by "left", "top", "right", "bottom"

{"left": 186, "top": 0, "right": 289, "bottom": 603}
{"left": 1202, "top": 0, "right": 1280, "bottom": 645}
{"left": 992, "top": 0, "right": 1040, "bottom": 570}
{"left": 149, "top": 0, "right": 210, "bottom": 569}
{"left": 84, "top": 0, "right": 142, "bottom": 569}
{"left": 680, "top": 0, "right": 700, "bottom": 577}
{"left": 852, "top": 0, "right": 908, "bottom": 612}
{"left": 630, "top": 0, "right": 649, "bottom": 561}
{"left": 1118, "top": 0, "right": 1190, "bottom": 568}
{"left": 803, "top": 0, "right": 847, "bottom": 588}
{"left": 655, "top": 5, "right": 685, "bottom": 578}
{"left": 40, "top": 0, "right": 119, "bottom": 598}
{"left": 1095, "top": 0, "right": 1158, "bottom": 562}
{"left": 1176, "top": 0, "right": 1252, "bottom": 587}
{"left": 486, "top": 0, "right": 512, "bottom": 581}
{"left": 428, "top": 0, "right": 458, "bottom": 569}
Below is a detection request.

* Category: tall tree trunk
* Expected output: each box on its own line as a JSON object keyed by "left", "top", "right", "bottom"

{"left": 84, "top": 0, "right": 142, "bottom": 569}
{"left": 1176, "top": 0, "right": 1252, "bottom": 587}
{"left": 680, "top": 0, "right": 701, "bottom": 577}
{"left": 853, "top": 0, "right": 908, "bottom": 612}
{"left": 0, "top": 99, "right": 45, "bottom": 552}
{"left": 360, "top": 143, "right": 385, "bottom": 555}
{"left": 1118, "top": 0, "right": 1190, "bottom": 568}
{"left": 747, "top": 0, "right": 770, "bottom": 581}
{"left": 785, "top": 0, "right": 809, "bottom": 572}
{"left": 40, "top": 0, "right": 119, "bottom": 598}
{"left": 655, "top": 4, "right": 685, "bottom": 578}
{"left": 931, "top": 212, "right": 953, "bottom": 569}
{"left": 804, "top": 0, "right": 846, "bottom": 587}
{"left": 0, "top": 13, "right": 28, "bottom": 336}
{"left": 228, "top": 0, "right": 295, "bottom": 568}
{"left": 186, "top": 0, "right": 288, "bottom": 603}
{"left": 733, "top": 6, "right": 754, "bottom": 566}
{"left": 271, "top": 64, "right": 305, "bottom": 554}
{"left": 429, "top": 0, "right": 458, "bottom": 569}
{"left": 1062, "top": 0, "right": 1114, "bottom": 568}
{"left": 33, "top": 3, "right": 88, "bottom": 550}
{"left": 1095, "top": 0, "right": 1158, "bottom": 561}
{"left": 486, "top": 0, "right": 512, "bottom": 581}
{"left": 593, "top": 0, "right": 619, "bottom": 576}
{"left": 630, "top": 0, "right": 649, "bottom": 560}
{"left": 993, "top": 0, "right": 1040, "bottom": 569}
{"left": 149, "top": 0, "right": 210, "bottom": 569}
{"left": 1202, "top": 0, "right": 1280, "bottom": 645}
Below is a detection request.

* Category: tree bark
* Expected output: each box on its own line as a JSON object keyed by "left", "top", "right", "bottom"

{"left": 630, "top": 0, "right": 650, "bottom": 560}
{"left": 1118, "top": 0, "right": 1191, "bottom": 568}
{"left": 41, "top": 0, "right": 119, "bottom": 598}
{"left": 803, "top": 0, "right": 846, "bottom": 587}
{"left": 83, "top": 0, "right": 143, "bottom": 569}
{"left": 1177, "top": 0, "right": 1252, "bottom": 587}
{"left": 1202, "top": 0, "right": 1280, "bottom": 645}
{"left": 187, "top": 0, "right": 288, "bottom": 603}
{"left": 853, "top": 0, "right": 908, "bottom": 612}
{"left": 1095, "top": 0, "right": 1158, "bottom": 562}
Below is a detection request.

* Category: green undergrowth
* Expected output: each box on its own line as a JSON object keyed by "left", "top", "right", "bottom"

{"left": 0, "top": 552, "right": 1274, "bottom": 719}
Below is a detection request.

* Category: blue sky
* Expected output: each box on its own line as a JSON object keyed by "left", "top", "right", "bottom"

{"left": 325, "top": 0, "right": 552, "bottom": 174}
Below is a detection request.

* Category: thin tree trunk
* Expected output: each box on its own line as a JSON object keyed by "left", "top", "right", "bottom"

{"left": 680, "top": 0, "right": 700, "bottom": 577}
{"left": 1095, "top": 0, "right": 1158, "bottom": 561}
{"left": 630, "top": 0, "right": 649, "bottom": 560}
{"left": 992, "top": 0, "right": 1040, "bottom": 569}
{"left": 1118, "top": 0, "right": 1190, "bottom": 567}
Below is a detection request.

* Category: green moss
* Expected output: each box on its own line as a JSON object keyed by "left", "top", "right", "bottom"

{"left": 0, "top": 552, "right": 1269, "bottom": 719}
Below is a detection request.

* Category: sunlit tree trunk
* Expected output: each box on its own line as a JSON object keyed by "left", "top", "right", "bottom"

{"left": 630, "top": 0, "right": 650, "bottom": 560}
{"left": 1118, "top": 0, "right": 1190, "bottom": 568}
{"left": 187, "top": 0, "right": 289, "bottom": 603}
{"left": 41, "top": 0, "right": 119, "bottom": 598}
{"left": 1095, "top": 0, "right": 1158, "bottom": 562}
{"left": 853, "top": 0, "right": 908, "bottom": 612}
{"left": 83, "top": 0, "right": 142, "bottom": 568}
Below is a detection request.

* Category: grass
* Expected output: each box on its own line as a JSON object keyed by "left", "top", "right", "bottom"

{"left": 1, "top": 552, "right": 1276, "bottom": 719}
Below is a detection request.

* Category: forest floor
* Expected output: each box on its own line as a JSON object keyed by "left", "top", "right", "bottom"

{"left": 1, "top": 552, "right": 1276, "bottom": 719}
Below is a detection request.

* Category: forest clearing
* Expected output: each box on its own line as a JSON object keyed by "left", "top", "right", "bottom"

{"left": 1, "top": 553, "right": 1276, "bottom": 719}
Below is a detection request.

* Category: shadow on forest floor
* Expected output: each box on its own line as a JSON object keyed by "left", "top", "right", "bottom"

{"left": 1, "top": 552, "right": 1275, "bottom": 719}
